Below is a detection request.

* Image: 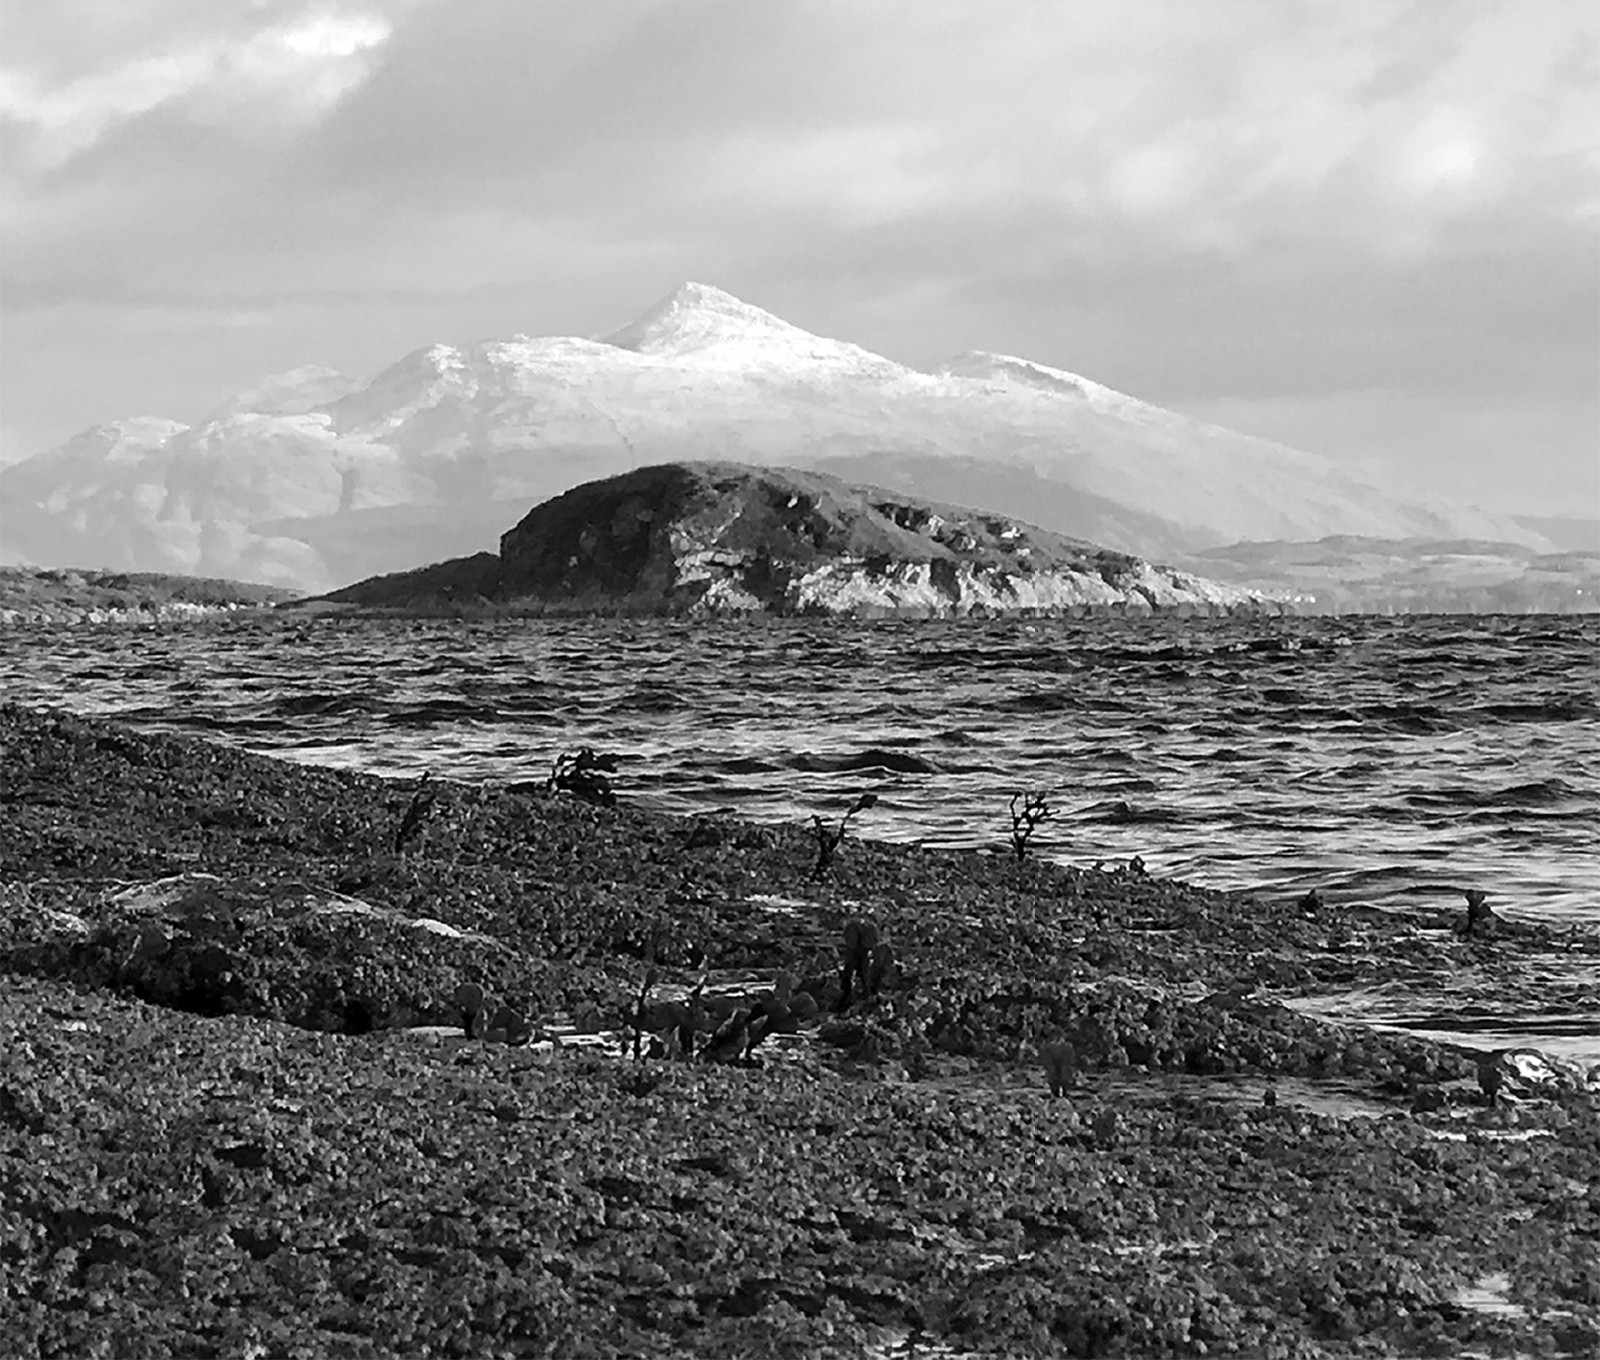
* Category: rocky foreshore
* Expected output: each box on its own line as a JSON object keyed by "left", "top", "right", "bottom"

{"left": 0, "top": 600, "right": 280, "bottom": 627}
{"left": 2, "top": 703, "right": 1596, "bottom": 1358}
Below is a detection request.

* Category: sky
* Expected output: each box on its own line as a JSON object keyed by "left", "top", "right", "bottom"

{"left": 2, "top": 0, "right": 1596, "bottom": 519}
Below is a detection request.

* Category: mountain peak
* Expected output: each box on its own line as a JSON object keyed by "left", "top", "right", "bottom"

{"left": 602, "top": 281, "right": 907, "bottom": 380}
{"left": 602, "top": 282, "right": 804, "bottom": 356}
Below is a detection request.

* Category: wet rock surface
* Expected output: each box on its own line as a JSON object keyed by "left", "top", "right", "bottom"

{"left": 2, "top": 701, "right": 1597, "bottom": 1358}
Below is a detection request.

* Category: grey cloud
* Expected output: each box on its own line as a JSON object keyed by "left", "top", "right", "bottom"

{"left": 1, "top": 0, "right": 1595, "bottom": 514}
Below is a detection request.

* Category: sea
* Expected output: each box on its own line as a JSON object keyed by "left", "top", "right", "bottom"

{"left": 4, "top": 612, "right": 1597, "bottom": 1065}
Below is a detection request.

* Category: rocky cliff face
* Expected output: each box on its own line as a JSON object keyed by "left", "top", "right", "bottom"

{"left": 326, "top": 462, "right": 1282, "bottom": 617}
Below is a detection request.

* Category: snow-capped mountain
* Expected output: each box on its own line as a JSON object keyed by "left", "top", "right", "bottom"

{"left": 0, "top": 283, "right": 1544, "bottom": 592}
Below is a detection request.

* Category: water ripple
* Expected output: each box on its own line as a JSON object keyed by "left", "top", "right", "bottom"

{"left": 2, "top": 614, "right": 1594, "bottom": 939}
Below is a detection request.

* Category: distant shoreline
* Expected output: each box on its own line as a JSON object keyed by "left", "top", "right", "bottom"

{"left": 0, "top": 565, "right": 299, "bottom": 625}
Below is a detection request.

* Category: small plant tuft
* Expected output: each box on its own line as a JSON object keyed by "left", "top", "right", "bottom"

{"left": 741, "top": 971, "right": 811, "bottom": 1060}
{"left": 1460, "top": 888, "right": 1495, "bottom": 938}
{"left": 1477, "top": 1053, "right": 1504, "bottom": 1106}
{"left": 394, "top": 772, "right": 437, "bottom": 853}
{"left": 451, "top": 981, "right": 485, "bottom": 1037}
{"left": 1040, "top": 1039, "right": 1077, "bottom": 1097}
{"left": 810, "top": 792, "right": 878, "bottom": 880}
{"left": 838, "top": 917, "right": 896, "bottom": 1010}
{"left": 1008, "top": 790, "right": 1053, "bottom": 861}
{"left": 700, "top": 1008, "right": 751, "bottom": 1065}
{"left": 549, "top": 748, "right": 618, "bottom": 807}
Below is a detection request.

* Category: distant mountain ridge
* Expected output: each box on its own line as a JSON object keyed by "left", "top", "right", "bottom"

{"left": 320, "top": 462, "right": 1283, "bottom": 618}
{"left": 0, "top": 282, "right": 1547, "bottom": 595}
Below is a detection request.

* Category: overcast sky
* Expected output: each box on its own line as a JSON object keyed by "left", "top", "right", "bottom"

{"left": 3, "top": 0, "right": 1596, "bottom": 517}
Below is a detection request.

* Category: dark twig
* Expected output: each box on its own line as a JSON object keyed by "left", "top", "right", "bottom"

{"left": 811, "top": 793, "right": 878, "bottom": 880}
{"left": 394, "top": 772, "right": 436, "bottom": 853}
{"left": 1008, "top": 790, "right": 1053, "bottom": 860}
{"left": 678, "top": 977, "right": 706, "bottom": 1061}
{"left": 627, "top": 966, "right": 658, "bottom": 1061}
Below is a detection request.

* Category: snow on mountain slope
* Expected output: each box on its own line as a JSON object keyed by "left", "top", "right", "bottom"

{"left": 207, "top": 365, "right": 362, "bottom": 420}
{"left": 921, "top": 349, "right": 1500, "bottom": 546}
{"left": 0, "top": 411, "right": 431, "bottom": 590}
{"left": 604, "top": 280, "right": 910, "bottom": 378}
{"left": 0, "top": 282, "right": 1546, "bottom": 593}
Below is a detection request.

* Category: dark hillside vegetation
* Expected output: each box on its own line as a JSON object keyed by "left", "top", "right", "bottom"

{"left": 0, "top": 566, "right": 298, "bottom": 620}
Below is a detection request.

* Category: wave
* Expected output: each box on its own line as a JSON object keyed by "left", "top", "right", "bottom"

{"left": 1477, "top": 700, "right": 1600, "bottom": 723}
{"left": 608, "top": 686, "right": 688, "bottom": 714}
{"left": 1405, "top": 778, "right": 1584, "bottom": 810}
{"left": 1076, "top": 799, "right": 1186, "bottom": 826}
{"left": 788, "top": 748, "right": 942, "bottom": 775}
{"left": 1093, "top": 777, "right": 1161, "bottom": 794}
{"left": 717, "top": 756, "right": 780, "bottom": 775}
{"left": 991, "top": 690, "right": 1073, "bottom": 714}
{"left": 5, "top": 612, "right": 1594, "bottom": 948}
{"left": 270, "top": 691, "right": 371, "bottom": 718}
{"left": 381, "top": 698, "right": 496, "bottom": 726}
{"left": 1348, "top": 703, "right": 1452, "bottom": 734}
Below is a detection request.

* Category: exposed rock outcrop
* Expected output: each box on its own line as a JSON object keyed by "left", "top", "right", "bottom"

{"left": 323, "top": 462, "right": 1284, "bottom": 617}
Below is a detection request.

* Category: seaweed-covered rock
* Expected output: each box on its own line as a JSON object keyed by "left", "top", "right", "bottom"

{"left": 484, "top": 1003, "right": 534, "bottom": 1046}
{"left": 1486, "top": 1047, "right": 1600, "bottom": 1098}
{"left": 1, "top": 873, "right": 548, "bottom": 1036}
{"left": 3, "top": 702, "right": 1598, "bottom": 1357}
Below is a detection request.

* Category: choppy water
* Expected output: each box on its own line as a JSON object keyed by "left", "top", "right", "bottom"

{"left": 4, "top": 613, "right": 1597, "bottom": 1059}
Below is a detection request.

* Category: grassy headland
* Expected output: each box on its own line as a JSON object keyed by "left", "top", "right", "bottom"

{"left": 0, "top": 567, "right": 298, "bottom": 624}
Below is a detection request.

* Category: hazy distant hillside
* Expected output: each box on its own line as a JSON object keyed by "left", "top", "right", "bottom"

{"left": 1188, "top": 538, "right": 1599, "bottom": 614}
{"left": 0, "top": 283, "right": 1543, "bottom": 598}
{"left": 1510, "top": 515, "right": 1600, "bottom": 554}
{"left": 0, "top": 567, "right": 298, "bottom": 624}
